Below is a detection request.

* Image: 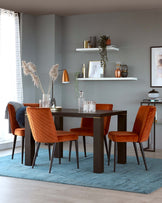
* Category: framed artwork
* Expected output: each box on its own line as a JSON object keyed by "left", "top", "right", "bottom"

{"left": 150, "top": 46, "right": 162, "bottom": 87}
{"left": 88, "top": 61, "right": 104, "bottom": 78}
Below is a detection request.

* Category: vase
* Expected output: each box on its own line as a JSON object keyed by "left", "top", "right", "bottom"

{"left": 121, "top": 65, "right": 128, "bottom": 77}
{"left": 42, "top": 94, "right": 50, "bottom": 107}
{"left": 115, "top": 68, "right": 121, "bottom": 78}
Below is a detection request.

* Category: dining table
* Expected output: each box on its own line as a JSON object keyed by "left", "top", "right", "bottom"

{"left": 25, "top": 108, "right": 127, "bottom": 173}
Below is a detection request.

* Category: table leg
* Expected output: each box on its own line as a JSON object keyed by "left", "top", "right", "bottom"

{"left": 93, "top": 117, "right": 104, "bottom": 173}
{"left": 54, "top": 116, "right": 63, "bottom": 158}
{"left": 117, "top": 113, "right": 127, "bottom": 164}
{"left": 25, "top": 114, "right": 35, "bottom": 166}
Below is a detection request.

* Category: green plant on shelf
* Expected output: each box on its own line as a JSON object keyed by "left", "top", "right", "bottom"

{"left": 98, "top": 35, "right": 110, "bottom": 67}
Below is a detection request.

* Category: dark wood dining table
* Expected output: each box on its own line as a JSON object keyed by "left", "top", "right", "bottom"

{"left": 25, "top": 108, "right": 127, "bottom": 173}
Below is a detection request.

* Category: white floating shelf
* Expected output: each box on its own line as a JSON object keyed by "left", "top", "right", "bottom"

{"left": 76, "top": 45, "right": 119, "bottom": 52}
{"left": 76, "top": 77, "right": 138, "bottom": 81}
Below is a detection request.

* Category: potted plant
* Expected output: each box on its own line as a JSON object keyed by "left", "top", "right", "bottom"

{"left": 98, "top": 35, "right": 110, "bottom": 67}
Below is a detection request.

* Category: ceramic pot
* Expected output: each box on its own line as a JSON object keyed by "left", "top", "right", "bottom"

{"left": 115, "top": 68, "right": 121, "bottom": 78}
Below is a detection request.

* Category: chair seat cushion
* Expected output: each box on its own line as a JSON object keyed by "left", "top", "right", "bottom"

{"left": 70, "top": 128, "right": 93, "bottom": 136}
{"left": 56, "top": 131, "right": 78, "bottom": 142}
{"left": 14, "top": 128, "right": 25, "bottom": 137}
{"left": 108, "top": 131, "right": 138, "bottom": 142}
{"left": 70, "top": 128, "right": 107, "bottom": 136}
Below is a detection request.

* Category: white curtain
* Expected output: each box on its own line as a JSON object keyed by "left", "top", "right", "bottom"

{"left": 0, "top": 9, "right": 23, "bottom": 143}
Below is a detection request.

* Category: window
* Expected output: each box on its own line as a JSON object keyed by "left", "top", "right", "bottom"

{"left": 0, "top": 9, "right": 23, "bottom": 146}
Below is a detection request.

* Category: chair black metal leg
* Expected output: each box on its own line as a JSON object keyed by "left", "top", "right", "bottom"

{"left": 21, "top": 136, "right": 25, "bottom": 164}
{"left": 12, "top": 135, "right": 17, "bottom": 159}
{"left": 75, "top": 140, "right": 79, "bottom": 169}
{"left": 133, "top": 142, "right": 140, "bottom": 165}
{"left": 83, "top": 136, "right": 87, "bottom": 157}
{"left": 114, "top": 142, "right": 117, "bottom": 172}
{"left": 69, "top": 141, "right": 72, "bottom": 161}
{"left": 139, "top": 142, "right": 148, "bottom": 171}
{"left": 108, "top": 139, "right": 112, "bottom": 166}
{"left": 48, "top": 144, "right": 51, "bottom": 160}
{"left": 32, "top": 143, "right": 40, "bottom": 168}
{"left": 49, "top": 143, "right": 56, "bottom": 173}
{"left": 104, "top": 136, "right": 109, "bottom": 160}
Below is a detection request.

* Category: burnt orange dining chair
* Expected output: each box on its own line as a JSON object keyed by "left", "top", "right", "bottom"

{"left": 108, "top": 105, "right": 156, "bottom": 172}
{"left": 69, "top": 104, "right": 113, "bottom": 160}
{"left": 7, "top": 103, "right": 39, "bottom": 164}
{"left": 26, "top": 107, "right": 79, "bottom": 173}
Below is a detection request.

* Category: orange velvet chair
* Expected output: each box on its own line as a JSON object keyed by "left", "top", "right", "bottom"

{"left": 108, "top": 105, "right": 156, "bottom": 172}
{"left": 70, "top": 104, "right": 113, "bottom": 160}
{"left": 7, "top": 103, "right": 39, "bottom": 164}
{"left": 26, "top": 107, "right": 79, "bottom": 173}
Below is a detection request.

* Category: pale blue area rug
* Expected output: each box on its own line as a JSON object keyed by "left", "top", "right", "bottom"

{"left": 0, "top": 148, "right": 162, "bottom": 194}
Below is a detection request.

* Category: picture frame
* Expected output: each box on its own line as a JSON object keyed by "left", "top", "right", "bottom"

{"left": 88, "top": 61, "right": 104, "bottom": 78}
{"left": 150, "top": 46, "right": 162, "bottom": 87}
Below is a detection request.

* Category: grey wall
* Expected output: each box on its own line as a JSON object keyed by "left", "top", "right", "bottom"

{"left": 22, "top": 9, "right": 162, "bottom": 149}
{"left": 61, "top": 10, "right": 162, "bottom": 148}
{"left": 22, "top": 14, "right": 63, "bottom": 106}
{"left": 21, "top": 14, "right": 37, "bottom": 102}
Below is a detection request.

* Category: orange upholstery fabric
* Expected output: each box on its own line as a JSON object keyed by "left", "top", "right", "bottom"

{"left": 108, "top": 131, "right": 138, "bottom": 142}
{"left": 14, "top": 128, "right": 25, "bottom": 136}
{"left": 24, "top": 103, "right": 39, "bottom": 107}
{"left": 70, "top": 128, "right": 93, "bottom": 136}
{"left": 108, "top": 106, "right": 156, "bottom": 143}
{"left": 133, "top": 106, "right": 156, "bottom": 142}
{"left": 7, "top": 104, "right": 25, "bottom": 136}
{"left": 71, "top": 104, "right": 113, "bottom": 136}
{"left": 26, "top": 107, "right": 78, "bottom": 143}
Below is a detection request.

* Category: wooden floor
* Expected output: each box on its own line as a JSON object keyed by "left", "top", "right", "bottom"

{"left": 0, "top": 142, "right": 162, "bottom": 203}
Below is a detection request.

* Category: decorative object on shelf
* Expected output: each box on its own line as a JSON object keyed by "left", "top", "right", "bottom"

{"left": 88, "top": 41, "right": 91, "bottom": 48}
{"left": 88, "top": 61, "right": 104, "bottom": 78}
{"left": 150, "top": 46, "right": 162, "bottom": 87}
{"left": 106, "top": 37, "right": 111, "bottom": 45}
{"left": 90, "top": 36, "right": 97, "bottom": 48}
{"left": 82, "top": 64, "right": 86, "bottom": 78}
{"left": 98, "top": 35, "right": 110, "bottom": 67}
{"left": 22, "top": 61, "right": 59, "bottom": 107}
{"left": 77, "top": 72, "right": 83, "bottom": 78}
{"left": 78, "top": 90, "right": 84, "bottom": 112}
{"left": 115, "top": 62, "right": 121, "bottom": 78}
{"left": 83, "top": 40, "right": 88, "bottom": 48}
{"left": 121, "top": 64, "right": 128, "bottom": 77}
{"left": 148, "top": 89, "right": 160, "bottom": 100}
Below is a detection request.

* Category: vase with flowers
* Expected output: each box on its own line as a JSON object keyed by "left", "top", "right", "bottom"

{"left": 22, "top": 61, "right": 59, "bottom": 108}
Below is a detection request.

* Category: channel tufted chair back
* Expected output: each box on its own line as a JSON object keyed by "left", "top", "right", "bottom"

{"left": 70, "top": 104, "right": 113, "bottom": 160}
{"left": 26, "top": 107, "right": 79, "bottom": 173}
{"left": 108, "top": 105, "right": 156, "bottom": 172}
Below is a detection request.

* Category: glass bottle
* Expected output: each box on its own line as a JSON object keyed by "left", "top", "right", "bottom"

{"left": 82, "top": 64, "right": 86, "bottom": 78}
{"left": 78, "top": 91, "right": 84, "bottom": 112}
